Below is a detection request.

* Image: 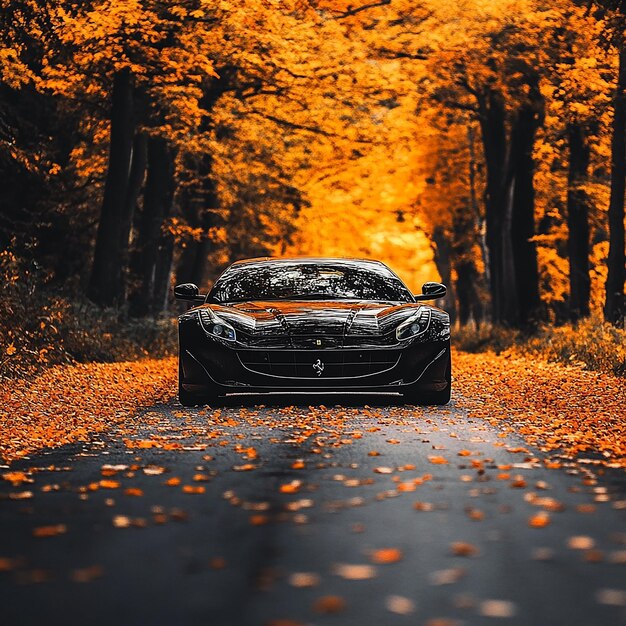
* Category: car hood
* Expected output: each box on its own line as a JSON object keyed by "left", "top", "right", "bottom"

{"left": 204, "top": 300, "right": 423, "bottom": 337}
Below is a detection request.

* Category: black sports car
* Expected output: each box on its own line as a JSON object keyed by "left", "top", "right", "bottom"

{"left": 174, "top": 257, "right": 451, "bottom": 406}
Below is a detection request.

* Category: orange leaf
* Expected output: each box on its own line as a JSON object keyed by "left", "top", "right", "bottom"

{"left": 371, "top": 548, "right": 403, "bottom": 564}
{"left": 450, "top": 542, "right": 479, "bottom": 557}
{"left": 99, "top": 480, "right": 120, "bottom": 489}
{"left": 428, "top": 456, "right": 448, "bottom": 465}
{"left": 313, "top": 595, "right": 346, "bottom": 614}
{"left": 528, "top": 512, "right": 551, "bottom": 528}
{"left": 33, "top": 524, "right": 67, "bottom": 537}
{"left": 182, "top": 485, "right": 205, "bottom": 494}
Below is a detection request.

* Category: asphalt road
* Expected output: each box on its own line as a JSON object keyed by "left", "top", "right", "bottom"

{"left": 1, "top": 392, "right": 626, "bottom": 626}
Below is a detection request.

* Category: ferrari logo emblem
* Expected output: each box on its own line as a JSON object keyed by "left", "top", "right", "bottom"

{"left": 316, "top": 339, "right": 322, "bottom": 346}
{"left": 313, "top": 359, "right": 325, "bottom": 376}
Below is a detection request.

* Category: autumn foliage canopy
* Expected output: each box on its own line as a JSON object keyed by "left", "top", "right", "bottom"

{"left": 1, "top": 0, "right": 626, "bottom": 375}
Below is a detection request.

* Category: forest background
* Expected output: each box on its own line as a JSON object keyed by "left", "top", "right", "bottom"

{"left": 1, "top": 0, "right": 626, "bottom": 380}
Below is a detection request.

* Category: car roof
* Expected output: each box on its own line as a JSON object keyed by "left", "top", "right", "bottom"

{"left": 229, "top": 256, "right": 389, "bottom": 269}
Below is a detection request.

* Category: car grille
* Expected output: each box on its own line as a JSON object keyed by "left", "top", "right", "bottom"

{"left": 237, "top": 349, "right": 401, "bottom": 379}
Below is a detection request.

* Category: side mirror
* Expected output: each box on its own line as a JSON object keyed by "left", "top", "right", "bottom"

{"left": 174, "top": 283, "right": 206, "bottom": 303}
{"left": 415, "top": 282, "right": 447, "bottom": 301}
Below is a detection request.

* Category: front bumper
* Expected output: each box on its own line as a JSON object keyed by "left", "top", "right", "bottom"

{"left": 179, "top": 322, "right": 450, "bottom": 394}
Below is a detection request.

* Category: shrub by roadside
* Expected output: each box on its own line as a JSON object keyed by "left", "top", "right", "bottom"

{"left": 453, "top": 315, "right": 626, "bottom": 377}
{"left": 1, "top": 248, "right": 177, "bottom": 381}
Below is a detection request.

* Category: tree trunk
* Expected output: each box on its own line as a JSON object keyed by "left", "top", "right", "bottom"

{"left": 174, "top": 71, "right": 235, "bottom": 289}
{"left": 455, "top": 260, "right": 484, "bottom": 326}
{"left": 566, "top": 122, "right": 591, "bottom": 321}
{"left": 130, "top": 135, "right": 176, "bottom": 317}
{"left": 467, "top": 124, "right": 489, "bottom": 291}
{"left": 152, "top": 234, "right": 175, "bottom": 315}
{"left": 432, "top": 227, "right": 458, "bottom": 324}
{"left": 478, "top": 89, "right": 518, "bottom": 326}
{"left": 605, "top": 45, "right": 626, "bottom": 325}
{"left": 451, "top": 204, "right": 486, "bottom": 327}
{"left": 87, "top": 68, "right": 135, "bottom": 307}
{"left": 176, "top": 159, "right": 221, "bottom": 288}
{"left": 119, "top": 131, "right": 147, "bottom": 295}
{"left": 501, "top": 164, "right": 520, "bottom": 327}
{"left": 509, "top": 79, "right": 544, "bottom": 330}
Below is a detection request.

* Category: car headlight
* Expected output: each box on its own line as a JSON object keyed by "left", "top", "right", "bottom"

{"left": 197, "top": 309, "right": 237, "bottom": 342}
{"left": 396, "top": 308, "right": 431, "bottom": 341}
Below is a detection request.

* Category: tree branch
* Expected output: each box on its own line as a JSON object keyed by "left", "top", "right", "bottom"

{"left": 377, "top": 48, "right": 428, "bottom": 60}
{"left": 248, "top": 109, "right": 379, "bottom": 144}
{"left": 330, "top": 0, "right": 391, "bottom": 18}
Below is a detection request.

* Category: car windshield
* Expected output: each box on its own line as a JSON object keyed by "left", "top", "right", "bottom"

{"left": 209, "top": 261, "right": 414, "bottom": 303}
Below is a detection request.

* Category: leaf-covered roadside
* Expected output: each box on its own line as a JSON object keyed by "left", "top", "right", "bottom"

{"left": 455, "top": 350, "right": 626, "bottom": 468}
{"left": 1, "top": 351, "right": 625, "bottom": 467}
{"left": 0, "top": 358, "right": 176, "bottom": 462}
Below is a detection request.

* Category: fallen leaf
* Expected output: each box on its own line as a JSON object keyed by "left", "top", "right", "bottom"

{"left": 465, "top": 507, "right": 485, "bottom": 521}
{"left": 528, "top": 512, "right": 551, "bottom": 528}
{"left": 386, "top": 595, "right": 415, "bottom": 614}
{"left": 397, "top": 482, "right": 416, "bottom": 492}
{"left": 429, "top": 568, "right": 466, "bottom": 585}
{"left": 413, "top": 501, "right": 435, "bottom": 511}
{"left": 71, "top": 565, "right": 104, "bottom": 583}
{"left": 568, "top": 536, "right": 595, "bottom": 550}
{"left": 450, "top": 542, "right": 479, "bottom": 557}
{"left": 33, "top": 524, "right": 67, "bottom": 537}
{"left": 313, "top": 595, "right": 346, "bottom": 614}
{"left": 609, "top": 550, "right": 626, "bottom": 564}
{"left": 428, "top": 456, "right": 448, "bottom": 465}
{"left": 112, "top": 515, "right": 131, "bottom": 528}
{"left": 596, "top": 589, "right": 626, "bottom": 606}
{"left": 279, "top": 480, "right": 302, "bottom": 494}
{"left": 371, "top": 548, "right": 403, "bottom": 564}
{"left": 0, "top": 557, "right": 17, "bottom": 571}
{"left": 576, "top": 504, "right": 596, "bottom": 513}
{"left": 99, "top": 480, "right": 120, "bottom": 489}
{"left": 143, "top": 465, "right": 166, "bottom": 476}
{"left": 333, "top": 563, "right": 377, "bottom": 580}
{"left": 182, "top": 485, "right": 205, "bottom": 494}
{"left": 288, "top": 572, "right": 320, "bottom": 587}
{"left": 531, "top": 547, "right": 555, "bottom": 561}
{"left": 9, "top": 491, "right": 33, "bottom": 500}
{"left": 2, "top": 471, "right": 30, "bottom": 486}
{"left": 479, "top": 600, "right": 517, "bottom": 618}
{"left": 233, "top": 464, "right": 256, "bottom": 472}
